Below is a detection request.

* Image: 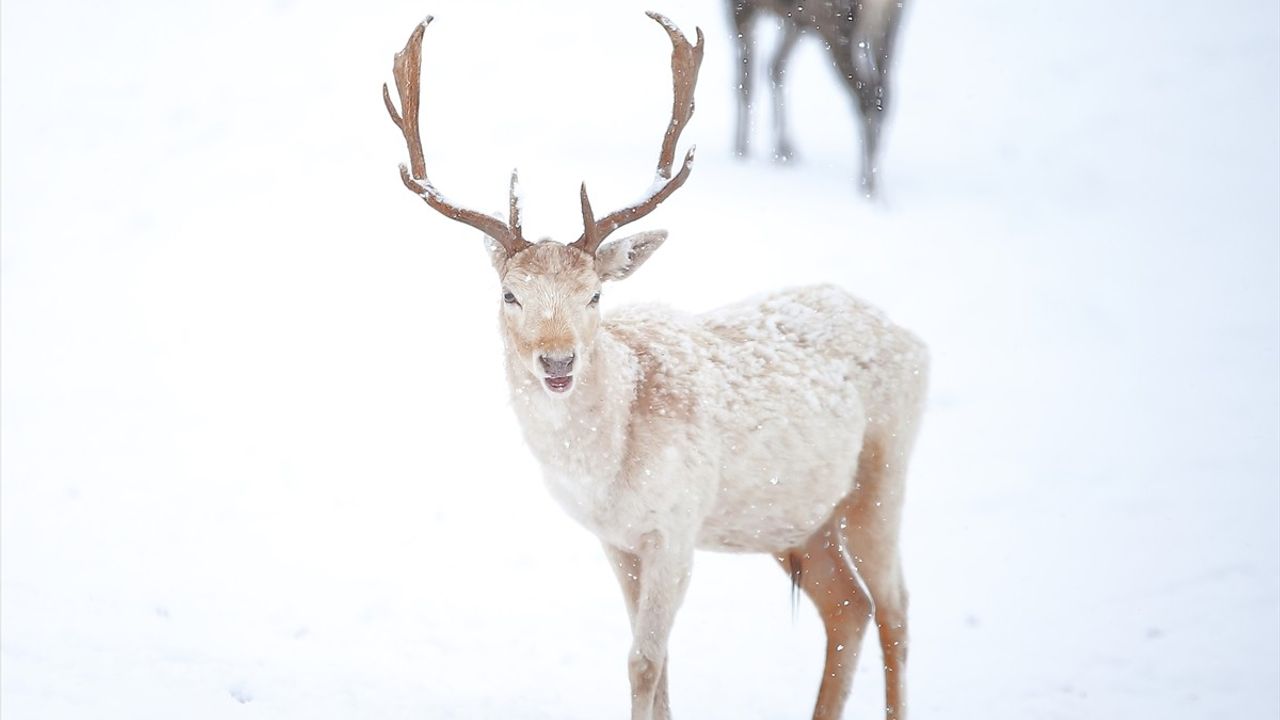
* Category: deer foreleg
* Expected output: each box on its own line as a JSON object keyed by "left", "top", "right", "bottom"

{"left": 604, "top": 543, "right": 673, "bottom": 719}
{"left": 622, "top": 538, "right": 692, "bottom": 720}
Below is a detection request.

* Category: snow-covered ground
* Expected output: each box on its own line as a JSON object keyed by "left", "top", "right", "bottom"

{"left": 2, "top": 0, "right": 1277, "bottom": 717}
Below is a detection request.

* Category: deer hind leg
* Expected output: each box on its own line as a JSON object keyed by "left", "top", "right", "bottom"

{"left": 854, "top": 65, "right": 890, "bottom": 199}
{"left": 828, "top": 34, "right": 888, "bottom": 197}
{"left": 768, "top": 19, "right": 802, "bottom": 162}
{"left": 856, "top": 94, "right": 885, "bottom": 198}
{"left": 603, "top": 544, "right": 672, "bottom": 720}
{"left": 729, "top": 1, "right": 759, "bottom": 157}
{"left": 844, "top": 436, "right": 912, "bottom": 719}
{"left": 776, "top": 523, "right": 875, "bottom": 720}
{"left": 862, "top": 4, "right": 908, "bottom": 190}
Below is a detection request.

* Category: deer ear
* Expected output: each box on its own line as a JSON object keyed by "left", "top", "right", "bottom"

{"left": 483, "top": 234, "right": 509, "bottom": 272}
{"left": 595, "top": 230, "right": 667, "bottom": 281}
{"left": 482, "top": 208, "right": 513, "bottom": 272}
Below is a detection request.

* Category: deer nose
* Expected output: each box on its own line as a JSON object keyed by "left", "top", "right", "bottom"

{"left": 539, "top": 353, "right": 575, "bottom": 377}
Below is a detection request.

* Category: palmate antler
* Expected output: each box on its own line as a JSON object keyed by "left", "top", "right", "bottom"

{"left": 384, "top": 12, "right": 702, "bottom": 258}
{"left": 571, "top": 12, "right": 704, "bottom": 255}
{"left": 383, "top": 17, "right": 530, "bottom": 256}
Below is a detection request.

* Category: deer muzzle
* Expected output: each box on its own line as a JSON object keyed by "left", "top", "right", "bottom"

{"left": 538, "top": 352, "right": 576, "bottom": 394}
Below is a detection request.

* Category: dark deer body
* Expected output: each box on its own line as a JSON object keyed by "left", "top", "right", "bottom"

{"left": 729, "top": 0, "right": 907, "bottom": 196}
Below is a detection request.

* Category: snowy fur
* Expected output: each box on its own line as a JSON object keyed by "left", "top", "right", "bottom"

{"left": 495, "top": 240, "right": 928, "bottom": 720}
{"left": 507, "top": 283, "right": 928, "bottom": 554}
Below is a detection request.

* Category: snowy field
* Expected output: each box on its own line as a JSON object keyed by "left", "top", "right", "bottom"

{"left": 2, "top": 0, "right": 1277, "bottom": 717}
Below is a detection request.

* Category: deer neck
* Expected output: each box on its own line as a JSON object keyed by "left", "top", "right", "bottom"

{"left": 502, "top": 327, "right": 638, "bottom": 481}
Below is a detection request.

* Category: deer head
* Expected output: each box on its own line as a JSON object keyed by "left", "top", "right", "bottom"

{"left": 384, "top": 12, "right": 703, "bottom": 397}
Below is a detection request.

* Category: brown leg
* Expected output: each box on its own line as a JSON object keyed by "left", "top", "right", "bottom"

{"left": 781, "top": 435, "right": 913, "bottom": 720}
{"left": 843, "top": 439, "right": 911, "bottom": 719}
{"left": 776, "top": 523, "right": 875, "bottom": 720}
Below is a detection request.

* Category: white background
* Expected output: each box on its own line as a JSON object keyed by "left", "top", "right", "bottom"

{"left": 2, "top": 0, "right": 1277, "bottom": 717}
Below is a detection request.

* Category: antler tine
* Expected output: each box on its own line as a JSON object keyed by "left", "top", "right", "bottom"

{"left": 384, "top": 18, "right": 529, "bottom": 255}
{"left": 509, "top": 169, "right": 523, "bottom": 239}
{"left": 579, "top": 183, "right": 600, "bottom": 251}
{"left": 649, "top": 10, "right": 704, "bottom": 179}
{"left": 382, "top": 19, "right": 428, "bottom": 180}
{"left": 571, "top": 12, "right": 704, "bottom": 256}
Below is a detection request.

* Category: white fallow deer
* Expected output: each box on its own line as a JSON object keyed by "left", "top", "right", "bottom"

{"left": 383, "top": 12, "right": 928, "bottom": 720}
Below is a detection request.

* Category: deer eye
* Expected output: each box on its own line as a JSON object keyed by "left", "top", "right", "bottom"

{"left": 589, "top": 291, "right": 601, "bottom": 306}
{"left": 502, "top": 290, "right": 520, "bottom": 306}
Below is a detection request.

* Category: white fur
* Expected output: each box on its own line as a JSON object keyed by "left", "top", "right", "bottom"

{"left": 500, "top": 278, "right": 928, "bottom": 719}
{"left": 506, "top": 284, "right": 927, "bottom": 554}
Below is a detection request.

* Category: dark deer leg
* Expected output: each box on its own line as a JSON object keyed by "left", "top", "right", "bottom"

{"left": 854, "top": 30, "right": 894, "bottom": 198}
{"left": 857, "top": 92, "right": 885, "bottom": 198}
{"left": 769, "top": 19, "right": 801, "bottom": 162}
{"left": 830, "top": 36, "right": 883, "bottom": 197}
{"left": 730, "top": 1, "right": 759, "bottom": 157}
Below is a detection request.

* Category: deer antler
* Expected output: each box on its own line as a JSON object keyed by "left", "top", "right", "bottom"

{"left": 383, "top": 17, "right": 530, "bottom": 256}
{"left": 571, "top": 12, "right": 704, "bottom": 256}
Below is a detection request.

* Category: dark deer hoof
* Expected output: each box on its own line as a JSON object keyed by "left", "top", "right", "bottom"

{"left": 859, "top": 174, "right": 878, "bottom": 199}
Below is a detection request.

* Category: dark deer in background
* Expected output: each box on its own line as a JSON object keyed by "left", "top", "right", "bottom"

{"left": 729, "top": 0, "right": 907, "bottom": 196}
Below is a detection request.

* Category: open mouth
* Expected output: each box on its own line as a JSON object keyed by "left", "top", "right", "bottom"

{"left": 544, "top": 375, "right": 574, "bottom": 393}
